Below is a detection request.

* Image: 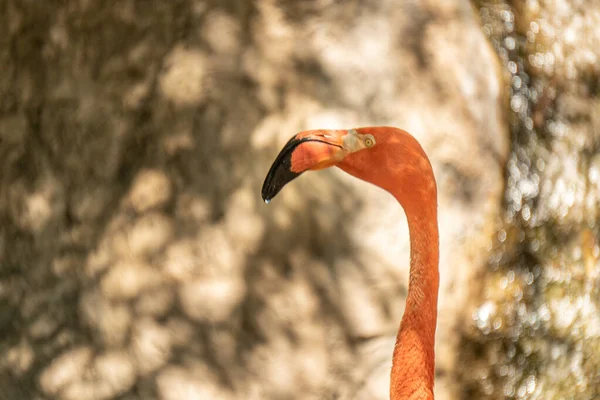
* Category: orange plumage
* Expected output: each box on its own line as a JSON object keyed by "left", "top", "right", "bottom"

{"left": 262, "top": 127, "right": 439, "bottom": 400}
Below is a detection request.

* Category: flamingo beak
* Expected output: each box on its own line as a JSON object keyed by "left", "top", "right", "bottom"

{"left": 261, "top": 129, "right": 348, "bottom": 203}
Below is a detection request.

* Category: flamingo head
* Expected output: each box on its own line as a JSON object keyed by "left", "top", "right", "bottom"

{"left": 261, "top": 126, "right": 435, "bottom": 207}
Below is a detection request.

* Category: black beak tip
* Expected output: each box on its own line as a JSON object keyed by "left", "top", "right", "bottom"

{"left": 260, "top": 185, "right": 274, "bottom": 204}
{"left": 261, "top": 162, "right": 301, "bottom": 204}
{"left": 261, "top": 135, "right": 306, "bottom": 204}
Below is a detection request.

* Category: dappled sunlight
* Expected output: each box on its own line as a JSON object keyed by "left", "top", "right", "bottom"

{"left": 242, "top": 0, "right": 293, "bottom": 108}
{"left": 40, "top": 348, "right": 137, "bottom": 400}
{"left": 175, "top": 192, "right": 212, "bottom": 223}
{"left": 162, "top": 132, "right": 196, "bottom": 155}
{"left": 178, "top": 277, "right": 246, "bottom": 323}
{"left": 248, "top": 336, "right": 329, "bottom": 397}
{"left": 135, "top": 287, "right": 175, "bottom": 317}
{"left": 8, "top": 176, "right": 64, "bottom": 233}
{"left": 304, "top": 109, "right": 360, "bottom": 132}
{"left": 127, "top": 169, "right": 173, "bottom": 213}
{"left": 201, "top": 9, "right": 241, "bottom": 55}
{"left": 159, "top": 45, "right": 208, "bottom": 106}
{"left": 312, "top": 15, "right": 396, "bottom": 109}
{"left": 91, "top": 351, "right": 137, "bottom": 398}
{"left": 157, "top": 366, "right": 233, "bottom": 400}
{"left": 0, "top": 0, "right": 558, "bottom": 399}
{"left": 4, "top": 339, "right": 35, "bottom": 377}
{"left": 40, "top": 347, "right": 94, "bottom": 397}
{"left": 335, "top": 258, "right": 394, "bottom": 338}
{"left": 163, "top": 239, "right": 203, "bottom": 282}
{"left": 100, "top": 260, "right": 162, "bottom": 300}
{"left": 126, "top": 212, "right": 175, "bottom": 256}
{"left": 224, "top": 187, "right": 265, "bottom": 251}
{"left": 132, "top": 317, "right": 172, "bottom": 375}
{"left": 257, "top": 268, "right": 320, "bottom": 330}
{"left": 79, "top": 291, "right": 132, "bottom": 347}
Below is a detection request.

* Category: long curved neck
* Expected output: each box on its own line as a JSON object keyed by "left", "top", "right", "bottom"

{"left": 390, "top": 191, "right": 439, "bottom": 400}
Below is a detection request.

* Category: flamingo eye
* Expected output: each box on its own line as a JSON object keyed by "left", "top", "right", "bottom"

{"left": 364, "top": 135, "right": 375, "bottom": 148}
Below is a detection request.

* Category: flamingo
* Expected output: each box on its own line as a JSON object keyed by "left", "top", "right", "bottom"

{"left": 261, "top": 127, "right": 439, "bottom": 400}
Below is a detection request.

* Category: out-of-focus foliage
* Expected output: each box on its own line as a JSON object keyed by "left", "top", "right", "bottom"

{"left": 0, "top": 1, "right": 508, "bottom": 399}
{"left": 460, "top": 1, "right": 600, "bottom": 399}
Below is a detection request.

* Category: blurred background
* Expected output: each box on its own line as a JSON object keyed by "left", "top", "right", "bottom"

{"left": 0, "top": 0, "right": 598, "bottom": 399}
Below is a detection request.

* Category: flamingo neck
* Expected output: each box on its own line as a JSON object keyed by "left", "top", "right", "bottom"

{"left": 390, "top": 198, "right": 439, "bottom": 400}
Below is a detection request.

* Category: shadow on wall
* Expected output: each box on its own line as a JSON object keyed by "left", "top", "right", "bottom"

{"left": 0, "top": 1, "right": 408, "bottom": 399}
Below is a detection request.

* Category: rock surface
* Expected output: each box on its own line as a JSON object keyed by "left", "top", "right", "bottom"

{"left": 460, "top": 2, "right": 600, "bottom": 399}
{"left": 0, "top": 1, "right": 507, "bottom": 399}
